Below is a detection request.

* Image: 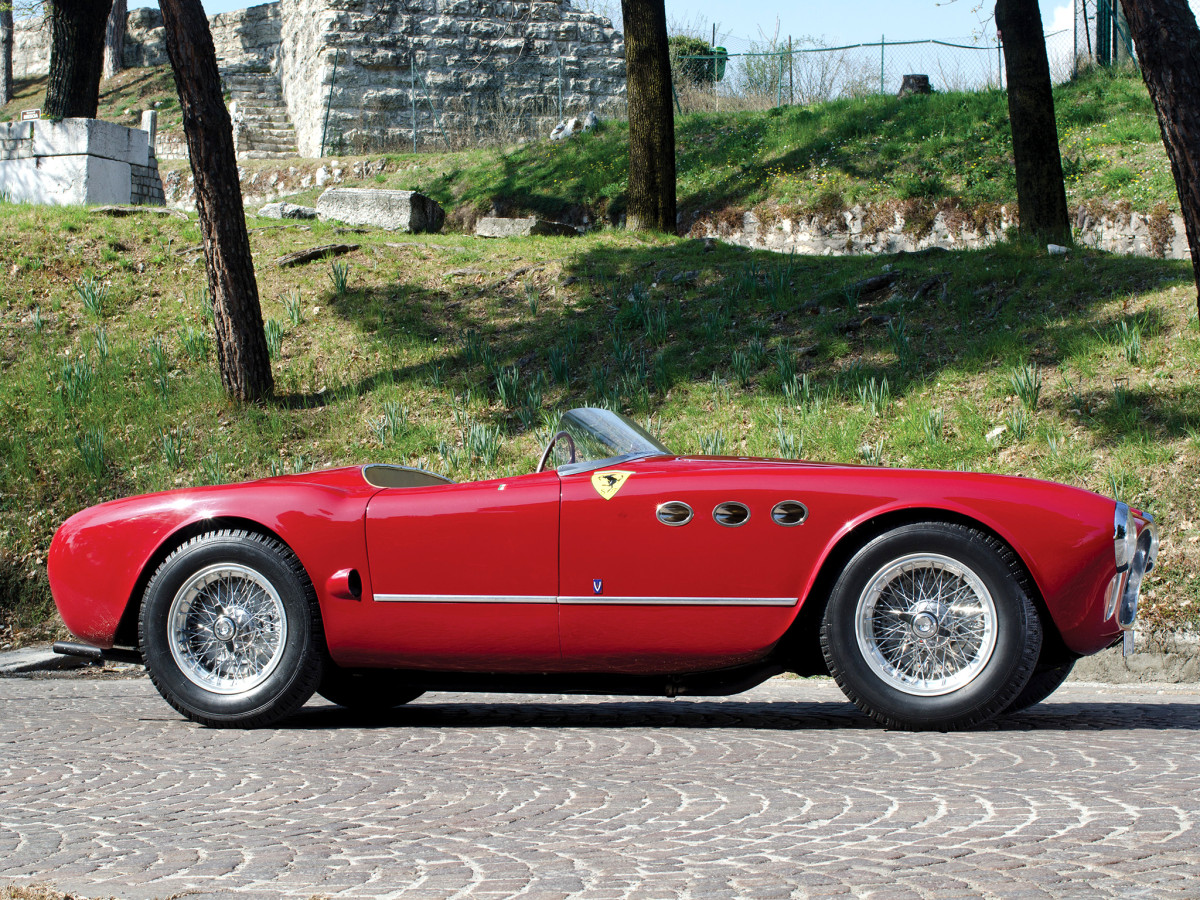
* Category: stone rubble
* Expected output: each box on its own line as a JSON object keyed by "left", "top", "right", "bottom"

{"left": 315, "top": 187, "right": 445, "bottom": 233}
{"left": 475, "top": 216, "right": 579, "bottom": 237}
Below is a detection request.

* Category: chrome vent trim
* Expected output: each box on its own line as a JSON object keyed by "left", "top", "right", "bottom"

{"left": 771, "top": 500, "right": 809, "bottom": 527}
{"left": 656, "top": 501, "right": 694, "bottom": 526}
{"left": 713, "top": 501, "right": 751, "bottom": 527}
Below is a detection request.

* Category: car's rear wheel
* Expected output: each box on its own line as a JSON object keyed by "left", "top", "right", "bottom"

{"left": 1002, "top": 659, "right": 1075, "bottom": 714}
{"left": 821, "top": 522, "right": 1041, "bottom": 731}
{"left": 317, "top": 667, "right": 424, "bottom": 711}
{"left": 139, "top": 530, "right": 324, "bottom": 728}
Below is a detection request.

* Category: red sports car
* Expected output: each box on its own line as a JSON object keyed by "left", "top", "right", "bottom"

{"left": 49, "top": 408, "right": 1158, "bottom": 731}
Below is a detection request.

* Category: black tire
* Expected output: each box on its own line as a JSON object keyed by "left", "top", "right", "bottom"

{"left": 138, "top": 529, "right": 324, "bottom": 728}
{"left": 820, "top": 522, "right": 1042, "bottom": 731}
{"left": 1002, "top": 659, "right": 1076, "bottom": 714}
{"left": 317, "top": 667, "right": 424, "bottom": 711}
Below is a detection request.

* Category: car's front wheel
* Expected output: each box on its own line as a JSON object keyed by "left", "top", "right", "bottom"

{"left": 821, "top": 522, "right": 1042, "bottom": 731}
{"left": 139, "top": 530, "right": 324, "bottom": 728}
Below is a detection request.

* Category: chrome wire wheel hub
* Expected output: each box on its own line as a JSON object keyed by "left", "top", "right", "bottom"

{"left": 854, "top": 552, "right": 997, "bottom": 696}
{"left": 168, "top": 563, "right": 288, "bottom": 694}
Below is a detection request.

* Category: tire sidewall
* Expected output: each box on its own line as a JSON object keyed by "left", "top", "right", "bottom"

{"left": 824, "top": 524, "right": 1037, "bottom": 729}
{"left": 140, "top": 533, "right": 317, "bottom": 724}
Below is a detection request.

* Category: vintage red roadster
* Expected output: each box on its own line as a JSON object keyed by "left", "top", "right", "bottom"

{"left": 49, "top": 408, "right": 1158, "bottom": 731}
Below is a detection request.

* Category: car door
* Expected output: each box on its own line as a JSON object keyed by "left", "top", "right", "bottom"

{"left": 556, "top": 458, "right": 807, "bottom": 673}
{"left": 360, "top": 470, "right": 561, "bottom": 670}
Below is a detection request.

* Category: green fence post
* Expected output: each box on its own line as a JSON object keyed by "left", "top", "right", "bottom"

{"left": 411, "top": 55, "right": 417, "bottom": 153}
{"left": 319, "top": 47, "right": 338, "bottom": 159}
{"left": 880, "top": 35, "right": 885, "bottom": 94}
{"left": 557, "top": 57, "right": 563, "bottom": 122}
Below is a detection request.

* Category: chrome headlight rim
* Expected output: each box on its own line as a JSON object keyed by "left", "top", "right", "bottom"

{"left": 1114, "top": 501, "right": 1136, "bottom": 572}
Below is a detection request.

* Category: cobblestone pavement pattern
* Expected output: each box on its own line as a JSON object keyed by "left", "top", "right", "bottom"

{"left": 2, "top": 677, "right": 1199, "bottom": 899}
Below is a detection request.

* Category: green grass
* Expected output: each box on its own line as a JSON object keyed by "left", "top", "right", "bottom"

{"left": 278, "top": 66, "right": 1168, "bottom": 226}
{"left": 0, "top": 68, "right": 182, "bottom": 133}
{"left": 1, "top": 200, "right": 1198, "bottom": 643}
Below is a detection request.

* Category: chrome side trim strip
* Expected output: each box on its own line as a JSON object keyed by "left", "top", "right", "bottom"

{"left": 373, "top": 593, "right": 798, "bottom": 607}
{"left": 558, "top": 595, "right": 797, "bottom": 606}
{"left": 374, "top": 594, "right": 558, "bottom": 604}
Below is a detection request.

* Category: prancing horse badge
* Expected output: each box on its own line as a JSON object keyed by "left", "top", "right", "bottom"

{"left": 590, "top": 470, "right": 633, "bottom": 500}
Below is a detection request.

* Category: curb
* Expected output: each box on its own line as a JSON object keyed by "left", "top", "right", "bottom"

{"left": 0, "top": 647, "right": 95, "bottom": 676}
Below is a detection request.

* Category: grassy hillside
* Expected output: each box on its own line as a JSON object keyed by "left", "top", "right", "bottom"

{"left": 1, "top": 201, "right": 1197, "bottom": 645}
{"left": 2, "top": 65, "right": 1196, "bottom": 645}
{"left": 296, "top": 66, "right": 1171, "bottom": 226}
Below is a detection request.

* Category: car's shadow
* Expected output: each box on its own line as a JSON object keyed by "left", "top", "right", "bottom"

{"left": 284, "top": 698, "right": 1200, "bottom": 733}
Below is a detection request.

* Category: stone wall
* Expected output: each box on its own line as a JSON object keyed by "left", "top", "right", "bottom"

{"left": 0, "top": 119, "right": 164, "bottom": 206}
{"left": 12, "top": 1, "right": 626, "bottom": 158}
{"left": 695, "top": 204, "right": 1192, "bottom": 260}
{"left": 13, "top": 3, "right": 282, "bottom": 77}
{"left": 278, "top": 0, "right": 626, "bottom": 156}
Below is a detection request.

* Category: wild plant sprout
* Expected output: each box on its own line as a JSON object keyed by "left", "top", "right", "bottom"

{"left": 859, "top": 439, "right": 885, "bottom": 466}
{"left": 57, "top": 357, "right": 95, "bottom": 407}
{"left": 74, "top": 427, "right": 106, "bottom": 478}
{"left": 264, "top": 319, "right": 283, "bottom": 359}
{"left": 549, "top": 346, "right": 570, "bottom": 385}
{"left": 76, "top": 276, "right": 108, "bottom": 319}
{"left": 1010, "top": 364, "right": 1041, "bottom": 410}
{"left": 923, "top": 408, "right": 944, "bottom": 444}
{"left": 160, "top": 428, "right": 185, "bottom": 469}
{"left": 1007, "top": 406, "right": 1029, "bottom": 441}
{"left": 700, "top": 430, "right": 727, "bottom": 456}
{"left": 857, "top": 376, "right": 891, "bottom": 416}
{"left": 493, "top": 364, "right": 521, "bottom": 408}
{"left": 329, "top": 260, "right": 351, "bottom": 295}
{"left": 731, "top": 349, "right": 752, "bottom": 386}
{"left": 94, "top": 326, "right": 109, "bottom": 364}
{"left": 284, "top": 289, "right": 305, "bottom": 325}
{"left": 1113, "top": 318, "right": 1142, "bottom": 364}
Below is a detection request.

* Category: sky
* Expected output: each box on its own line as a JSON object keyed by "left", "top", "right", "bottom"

{"left": 130, "top": 0, "right": 1200, "bottom": 48}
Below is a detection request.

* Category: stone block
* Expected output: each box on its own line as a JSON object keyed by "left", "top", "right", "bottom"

{"left": 475, "top": 216, "right": 579, "bottom": 238}
{"left": 316, "top": 188, "right": 444, "bottom": 233}
{"left": 0, "top": 154, "right": 132, "bottom": 205}
{"left": 259, "top": 201, "right": 318, "bottom": 219}
{"left": 31, "top": 119, "right": 149, "bottom": 167}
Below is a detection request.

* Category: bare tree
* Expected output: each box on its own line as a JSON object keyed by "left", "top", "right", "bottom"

{"left": 1, "top": 4, "right": 14, "bottom": 106}
{"left": 996, "top": 0, "right": 1072, "bottom": 245}
{"left": 161, "top": 0, "right": 273, "bottom": 402}
{"left": 102, "top": 0, "right": 125, "bottom": 81}
{"left": 1121, "top": 0, "right": 1200, "bottom": 317}
{"left": 44, "top": 0, "right": 113, "bottom": 119}
{"left": 621, "top": 0, "right": 676, "bottom": 232}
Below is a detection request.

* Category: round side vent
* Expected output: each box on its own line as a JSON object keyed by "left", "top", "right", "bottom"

{"left": 713, "top": 501, "right": 751, "bottom": 527}
{"left": 656, "top": 501, "right": 694, "bottom": 526}
{"left": 771, "top": 500, "right": 809, "bottom": 527}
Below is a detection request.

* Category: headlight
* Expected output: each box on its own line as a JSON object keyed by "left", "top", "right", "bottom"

{"left": 1114, "top": 501, "right": 1136, "bottom": 572}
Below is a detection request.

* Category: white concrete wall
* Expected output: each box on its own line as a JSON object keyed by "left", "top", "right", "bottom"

{"left": 0, "top": 119, "right": 153, "bottom": 206}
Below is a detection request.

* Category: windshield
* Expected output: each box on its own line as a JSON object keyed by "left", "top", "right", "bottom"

{"left": 554, "top": 408, "right": 670, "bottom": 471}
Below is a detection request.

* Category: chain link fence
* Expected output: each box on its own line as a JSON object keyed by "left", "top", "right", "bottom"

{"left": 672, "top": 28, "right": 1087, "bottom": 114}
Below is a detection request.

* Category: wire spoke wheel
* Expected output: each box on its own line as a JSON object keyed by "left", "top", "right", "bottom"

{"left": 855, "top": 553, "right": 997, "bottom": 696}
{"left": 168, "top": 562, "right": 288, "bottom": 694}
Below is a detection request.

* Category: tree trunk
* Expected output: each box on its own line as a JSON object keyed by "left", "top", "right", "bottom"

{"left": 1121, "top": 0, "right": 1200, "bottom": 317}
{"left": 620, "top": 0, "right": 676, "bottom": 233}
{"left": 160, "top": 0, "right": 273, "bottom": 402}
{"left": 996, "top": 0, "right": 1072, "bottom": 245}
{"left": 44, "top": 0, "right": 113, "bottom": 119}
{"left": 102, "top": 0, "right": 126, "bottom": 81}
{"left": 1, "top": 5, "right": 14, "bottom": 107}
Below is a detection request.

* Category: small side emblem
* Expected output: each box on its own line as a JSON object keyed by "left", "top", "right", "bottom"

{"left": 592, "top": 578, "right": 604, "bottom": 595}
{"left": 591, "top": 470, "right": 633, "bottom": 500}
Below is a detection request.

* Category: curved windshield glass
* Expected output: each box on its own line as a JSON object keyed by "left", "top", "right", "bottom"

{"left": 553, "top": 408, "right": 670, "bottom": 471}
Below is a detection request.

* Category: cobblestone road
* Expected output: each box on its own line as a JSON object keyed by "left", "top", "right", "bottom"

{"left": 2, "top": 676, "right": 1198, "bottom": 899}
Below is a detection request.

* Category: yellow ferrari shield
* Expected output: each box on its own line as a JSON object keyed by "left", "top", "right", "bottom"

{"left": 591, "top": 470, "right": 633, "bottom": 500}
